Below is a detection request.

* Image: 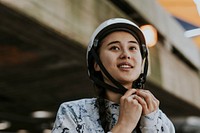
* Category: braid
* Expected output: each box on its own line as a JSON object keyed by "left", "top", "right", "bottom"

{"left": 95, "top": 84, "right": 110, "bottom": 132}
{"left": 95, "top": 84, "right": 141, "bottom": 133}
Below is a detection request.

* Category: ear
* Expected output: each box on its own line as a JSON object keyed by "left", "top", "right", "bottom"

{"left": 94, "top": 62, "right": 101, "bottom": 71}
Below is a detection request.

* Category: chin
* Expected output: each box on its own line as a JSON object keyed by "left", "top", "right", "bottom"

{"left": 118, "top": 77, "right": 138, "bottom": 83}
{"left": 117, "top": 80, "right": 132, "bottom": 88}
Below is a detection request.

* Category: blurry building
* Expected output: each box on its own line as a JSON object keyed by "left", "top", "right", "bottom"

{"left": 0, "top": 0, "right": 200, "bottom": 133}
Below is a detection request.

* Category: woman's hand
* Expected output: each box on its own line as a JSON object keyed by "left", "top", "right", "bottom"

{"left": 135, "top": 89, "right": 160, "bottom": 115}
{"left": 111, "top": 89, "right": 142, "bottom": 133}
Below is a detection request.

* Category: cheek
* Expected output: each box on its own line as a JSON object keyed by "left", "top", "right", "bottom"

{"left": 101, "top": 56, "right": 113, "bottom": 69}
{"left": 131, "top": 52, "right": 142, "bottom": 61}
{"left": 136, "top": 53, "right": 143, "bottom": 63}
{"left": 100, "top": 52, "right": 115, "bottom": 66}
{"left": 133, "top": 54, "right": 143, "bottom": 69}
{"left": 138, "top": 58, "right": 143, "bottom": 72}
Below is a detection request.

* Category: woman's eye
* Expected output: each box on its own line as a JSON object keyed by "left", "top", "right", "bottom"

{"left": 129, "top": 46, "right": 137, "bottom": 51}
{"left": 110, "top": 46, "right": 120, "bottom": 50}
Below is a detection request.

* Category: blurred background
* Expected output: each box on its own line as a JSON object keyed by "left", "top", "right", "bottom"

{"left": 0, "top": 0, "right": 200, "bottom": 133}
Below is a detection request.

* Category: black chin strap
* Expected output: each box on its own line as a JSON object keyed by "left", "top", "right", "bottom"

{"left": 132, "top": 58, "right": 148, "bottom": 89}
{"left": 90, "top": 48, "right": 127, "bottom": 95}
{"left": 91, "top": 75, "right": 126, "bottom": 94}
{"left": 90, "top": 47, "right": 148, "bottom": 95}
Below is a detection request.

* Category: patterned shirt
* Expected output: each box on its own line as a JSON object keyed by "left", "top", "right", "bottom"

{"left": 52, "top": 98, "right": 175, "bottom": 133}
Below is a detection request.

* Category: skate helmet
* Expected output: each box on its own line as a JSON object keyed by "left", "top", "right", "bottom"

{"left": 87, "top": 18, "right": 148, "bottom": 94}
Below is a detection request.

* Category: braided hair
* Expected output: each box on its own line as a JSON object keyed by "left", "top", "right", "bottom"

{"left": 94, "top": 84, "right": 141, "bottom": 133}
{"left": 96, "top": 87, "right": 110, "bottom": 132}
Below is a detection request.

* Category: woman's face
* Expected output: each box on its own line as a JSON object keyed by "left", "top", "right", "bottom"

{"left": 94, "top": 31, "right": 143, "bottom": 89}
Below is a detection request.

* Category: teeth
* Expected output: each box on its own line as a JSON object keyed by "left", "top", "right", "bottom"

{"left": 119, "top": 65, "right": 131, "bottom": 68}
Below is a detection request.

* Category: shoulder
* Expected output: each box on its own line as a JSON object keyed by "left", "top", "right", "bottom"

{"left": 61, "top": 98, "right": 97, "bottom": 107}
{"left": 58, "top": 98, "right": 97, "bottom": 113}
{"left": 53, "top": 98, "right": 104, "bottom": 132}
{"left": 53, "top": 98, "right": 102, "bottom": 132}
{"left": 55, "top": 98, "right": 98, "bottom": 122}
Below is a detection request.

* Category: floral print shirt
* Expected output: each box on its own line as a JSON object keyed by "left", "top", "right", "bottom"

{"left": 52, "top": 98, "right": 175, "bottom": 133}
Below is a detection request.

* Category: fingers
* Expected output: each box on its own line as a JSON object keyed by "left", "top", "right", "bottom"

{"left": 120, "top": 89, "right": 137, "bottom": 104}
{"left": 123, "top": 89, "right": 137, "bottom": 97}
{"left": 118, "top": 89, "right": 143, "bottom": 129}
{"left": 135, "top": 89, "right": 160, "bottom": 115}
{"left": 120, "top": 89, "right": 143, "bottom": 113}
{"left": 120, "top": 89, "right": 159, "bottom": 115}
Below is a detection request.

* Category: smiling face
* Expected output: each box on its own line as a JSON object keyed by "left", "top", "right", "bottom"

{"left": 94, "top": 31, "right": 143, "bottom": 89}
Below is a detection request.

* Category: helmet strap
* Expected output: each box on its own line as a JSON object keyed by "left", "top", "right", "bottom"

{"left": 132, "top": 52, "right": 148, "bottom": 89}
{"left": 90, "top": 47, "right": 127, "bottom": 95}
{"left": 90, "top": 43, "right": 148, "bottom": 94}
{"left": 90, "top": 75, "right": 126, "bottom": 94}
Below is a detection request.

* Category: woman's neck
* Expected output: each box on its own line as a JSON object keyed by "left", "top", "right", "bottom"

{"left": 105, "top": 89, "right": 122, "bottom": 104}
{"left": 103, "top": 80, "right": 133, "bottom": 103}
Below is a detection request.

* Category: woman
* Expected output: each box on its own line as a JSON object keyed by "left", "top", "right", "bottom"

{"left": 52, "top": 18, "right": 175, "bottom": 133}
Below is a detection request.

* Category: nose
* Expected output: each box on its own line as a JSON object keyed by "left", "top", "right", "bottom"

{"left": 119, "top": 49, "right": 131, "bottom": 59}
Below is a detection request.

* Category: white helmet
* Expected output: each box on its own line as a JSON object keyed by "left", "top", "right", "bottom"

{"left": 86, "top": 18, "right": 148, "bottom": 94}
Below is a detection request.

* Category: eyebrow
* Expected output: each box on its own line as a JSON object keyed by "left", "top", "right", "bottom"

{"left": 107, "top": 41, "right": 120, "bottom": 46}
{"left": 129, "top": 40, "right": 139, "bottom": 44}
{"left": 107, "top": 40, "right": 139, "bottom": 46}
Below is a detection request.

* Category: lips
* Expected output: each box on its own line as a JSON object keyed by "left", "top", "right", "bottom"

{"left": 117, "top": 62, "right": 133, "bottom": 69}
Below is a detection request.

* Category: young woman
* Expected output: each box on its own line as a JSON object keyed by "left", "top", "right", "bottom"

{"left": 52, "top": 18, "right": 175, "bottom": 133}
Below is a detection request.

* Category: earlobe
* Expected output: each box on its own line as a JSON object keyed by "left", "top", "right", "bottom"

{"left": 94, "top": 62, "right": 101, "bottom": 71}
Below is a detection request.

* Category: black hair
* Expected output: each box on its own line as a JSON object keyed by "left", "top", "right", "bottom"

{"left": 94, "top": 42, "right": 111, "bottom": 131}
{"left": 95, "top": 84, "right": 141, "bottom": 132}
{"left": 95, "top": 84, "right": 110, "bottom": 132}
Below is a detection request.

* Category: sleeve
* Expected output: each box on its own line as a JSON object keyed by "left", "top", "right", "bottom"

{"left": 140, "top": 109, "right": 175, "bottom": 133}
{"left": 52, "top": 103, "right": 82, "bottom": 133}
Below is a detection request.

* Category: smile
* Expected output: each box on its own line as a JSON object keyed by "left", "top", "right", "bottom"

{"left": 117, "top": 62, "right": 133, "bottom": 69}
